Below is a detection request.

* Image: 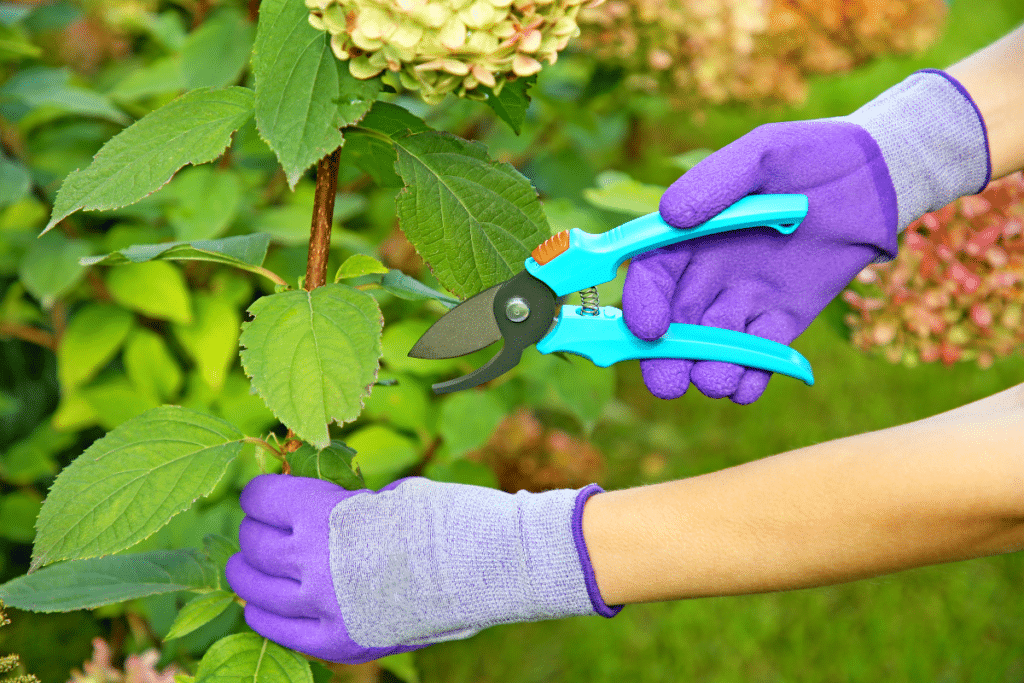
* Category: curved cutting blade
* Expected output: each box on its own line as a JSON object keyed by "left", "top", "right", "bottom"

{"left": 408, "top": 282, "right": 503, "bottom": 359}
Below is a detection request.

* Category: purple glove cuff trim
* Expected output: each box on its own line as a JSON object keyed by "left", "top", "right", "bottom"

{"left": 916, "top": 68, "right": 992, "bottom": 192}
{"left": 571, "top": 484, "right": 624, "bottom": 618}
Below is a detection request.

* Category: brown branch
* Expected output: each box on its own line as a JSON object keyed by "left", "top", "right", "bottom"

{"left": 305, "top": 147, "right": 341, "bottom": 291}
{"left": 0, "top": 322, "right": 56, "bottom": 351}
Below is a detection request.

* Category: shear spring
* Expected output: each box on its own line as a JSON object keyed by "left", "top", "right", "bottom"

{"left": 579, "top": 286, "right": 600, "bottom": 316}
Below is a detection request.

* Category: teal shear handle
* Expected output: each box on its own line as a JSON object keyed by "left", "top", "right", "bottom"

{"left": 537, "top": 306, "right": 814, "bottom": 386}
{"left": 525, "top": 194, "right": 809, "bottom": 297}
{"left": 525, "top": 193, "right": 814, "bottom": 385}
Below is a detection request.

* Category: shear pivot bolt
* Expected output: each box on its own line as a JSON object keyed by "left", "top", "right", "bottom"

{"left": 505, "top": 296, "right": 530, "bottom": 322}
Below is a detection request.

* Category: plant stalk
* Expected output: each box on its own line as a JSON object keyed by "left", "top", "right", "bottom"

{"left": 306, "top": 147, "right": 342, "bottom": 291}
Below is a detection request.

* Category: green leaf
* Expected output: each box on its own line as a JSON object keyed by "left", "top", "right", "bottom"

{"left": 252, "top": 0, "right": 379, "bottom": 189}
{"left": 57, "top": 302, "right": 135, "bottom": 389}
{"left": 582, "top": 170, "right": 665, "bottom": 217}
{"left": 17, "top": 230, "right": 91, "bottom": 308}
{"left": 0, "top": 423, "right": 71, "bottom": 485}
{"left": 0, "top": 152, "right": 30, "bottom": 206}
{"left": 81, "top": 233, "right": 273, "bottom": 280}
{"left": 393, "top": 131, "right": 550, "bottom": 299}
{"left": 195, "top": 633, "right": 313, "bottom": 683}
{"left": 165, "top": 166, "right": 243, "bottom": 241}
{"left": 181, "top": 6, "right": 255, "bottom": 89}
{"left": 378, "top": 269, "right": 459, "bottom": 309}
{"left": 481, "top": 75, "right": 535, "bottom": 135}
{"left": 345, "top": 102, "right": 431, "bottom": 187}
{"left": 44, "top": 86, "right": 255, "bottom": 234}
{"left": 239, "top": 284, "right": 383, "bottom": 449}
{"left": 345, "top": 424, "right": 419, "bottom": 491}
{"left": 30, "top": 406, "right": 245, "bottom": 571}
{"left": 437, "top": 391, "right": 505, "bottom": 458}
{"left": 334, "top": 254, "right": 389, "bottom": 281}
{"left": 287, "top": 441, "right": 364, "bottom": 489}
{"left": 203, "top": 533, "right": 239, "bottom": 571}
{"left": 668, "top": 148, "right": 714, "bottom": 172}
{"left": 0, "top": 549, "right": 220, "bottom": 612}
{"left": 105, "top": 260, "right": 193, "bottom": 324}
{"left": 165, "top": 590, "right": 235, "bottom": 640}
{"left": 173, "top": 293, "right": 241, "bottom": 392}
{"left": 0, "top": 66, "right": 128, "bottom": 125}
{"left": 108, "top": 55, "right": 186, "bottom": 103}
{"left": 123, "top": 327, "right": 184, "bottom": 402}
{"left": 79, "top": 374, "right": 162, "bottom": 431}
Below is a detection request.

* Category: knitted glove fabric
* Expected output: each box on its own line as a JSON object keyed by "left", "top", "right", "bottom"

{"left": 225, "top": 474, "right": 621, "bottom": 664}
{"left": 623, "top": 69, "right": 989, "bottom": 403}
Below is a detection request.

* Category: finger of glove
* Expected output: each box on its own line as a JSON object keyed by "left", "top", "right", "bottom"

{"left": 729, "top": 309, "right": 804, "bottom": 405}
{"left": 241, "top": 602, "right": 345, "bottom": 662}
{"left": 227, "top": 553, "right": 317, "bottom": 620}
{"left": 238, "top": 516, "right": 302, "bottom": 580}
{"left": 239, "top": 473, "right": 348, "bottom": 530}
{"left": 659, "top": 130, "right": 768, "bottom": 229}
{"left": 623, "top": 246, "right": 692, "bottom": 340}
{"left": 639, "top": 357, "right": 695, "bottom": 399}
{"left": 688, "top": 284, "right": 759, "bottom": 400}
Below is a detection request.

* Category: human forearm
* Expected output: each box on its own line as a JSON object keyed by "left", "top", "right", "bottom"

{"left": 582, "top": 383, "right": 1024, "bottom": 606}
{"left": 946, "top": 23, "right": 1024, "bottom": 180}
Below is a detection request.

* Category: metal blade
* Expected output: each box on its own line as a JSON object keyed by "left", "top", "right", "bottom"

{"left": 408, "top": 282, "right": 504, "bottom": 359}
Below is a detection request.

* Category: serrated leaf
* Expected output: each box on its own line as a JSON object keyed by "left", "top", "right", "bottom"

{"left": 44, "top": 86, "right": 255, "bottom": 234}
{"left": 481, "top": 75, "right": 535, "bottom": 135}
{"left": 334, "top": 254, "right": 389, "bottom": 281}
{"left": 252, "top": 0, "right": 379, "bottom": 188}
{"left": 81, "top": 233, "right": 273, "bottom": 280}
{"left": 181, "top": 6, "right": 254, "bottom": 89}
{"left": 287, "top": 440, "right": 363, "bottom": 489}
{"left": 17, "top": 230, "right": 91, "bottom": 308}
{"left": 0, "top": 66, "right": 129, "bottom": 125}
{"left": 239, "top": 284, "right": 383, "bottom": 449}
{"left": 203, "top": 533, "right": 239, "bottom": 570}
{"left": 173, "top": 293, "right": 241, "bottom": 392}
{"left": 345, "top": 101, "right": 431, "bottom": 186}
{"left": 165, "top": 590, "right": 235, "bottom": 640}
{"left": 0, "top": 549, "right": 219, "bottom": 612}
{"left": 57, "top": 302, "right": 135, "bottom": 389}
{"left": 393, "top": 131, "right": 550, "bottom": 299}
{"left": 31, "top": 406, "right": 245, "bottom": 571}
{"left": 105, "top": 260, "right": 193, "bottom": 324}
{"left": 582, "top": 170, "right": 664, "bottom": 216}
{"left": 195, "top": 633, "right": 313, "bottom": 683}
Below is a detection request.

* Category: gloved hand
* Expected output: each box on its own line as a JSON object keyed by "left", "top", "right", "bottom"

{"left": 623, "top": 69, "right": 990, "bottom": 403}
{"left": 225, "top": 474, "right": 622, "bottom": 664}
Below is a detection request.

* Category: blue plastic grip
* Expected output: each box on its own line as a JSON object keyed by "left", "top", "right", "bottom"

{"left": 536, "top": 305, "right": 814, "bottom": 386}
{"left": 525, "top": 194, "right": 808, "bottom": 297}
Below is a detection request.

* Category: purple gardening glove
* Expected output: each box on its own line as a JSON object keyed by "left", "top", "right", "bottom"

{"left": 623, "top": 69, "right": 990, "bottom": 403}
{"left": 225, "top": 474, "right": 621, "bottom": 665}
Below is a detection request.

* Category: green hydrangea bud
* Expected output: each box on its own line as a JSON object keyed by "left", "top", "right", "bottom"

{"left": 305, "top": 0, "right": 598, "bottom": 102}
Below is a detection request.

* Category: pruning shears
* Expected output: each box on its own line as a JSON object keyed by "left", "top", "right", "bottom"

{"left": 408, "top": 194, "right": 816, "bottom": 395}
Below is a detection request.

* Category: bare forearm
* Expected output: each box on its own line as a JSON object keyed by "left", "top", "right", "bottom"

{"left": 946, "top": 23, "right": 1024, "bottom": 180}
{"left": 582, "top": 383, "right": 1024, "bottom": 606}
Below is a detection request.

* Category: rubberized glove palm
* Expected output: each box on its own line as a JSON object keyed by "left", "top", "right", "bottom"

{"left": 622, "top": 119, "right": 899, "bottom": 403}
{"left": 623, "top": 70, "right": 990, "bottom": 403}
{"left": 225, "top": 474, "right": 620, "bottom": 665}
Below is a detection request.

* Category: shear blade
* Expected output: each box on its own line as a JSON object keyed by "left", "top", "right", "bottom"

{"left": 407, "top": 282, "right": 504, "bottom": 360}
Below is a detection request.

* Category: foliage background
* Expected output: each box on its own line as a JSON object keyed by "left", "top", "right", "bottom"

{"left": 0, "top": 0, "right": 1023, "bottom": 680}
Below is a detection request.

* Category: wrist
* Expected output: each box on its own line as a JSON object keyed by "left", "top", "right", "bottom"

{"left": 841, "top": 69, "right": 991, "bottom": 233}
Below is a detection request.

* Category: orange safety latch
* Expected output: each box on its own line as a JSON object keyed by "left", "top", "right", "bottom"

{"left": 531, "top": 230, "right": 571, "bottom": 265}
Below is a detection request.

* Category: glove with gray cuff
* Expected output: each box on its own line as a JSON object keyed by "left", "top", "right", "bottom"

{"left": 225, "top": 474, "right": 622, "bottom": 664}
{"left": 622, "top": 69, "right": 991, "bottom": 403}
